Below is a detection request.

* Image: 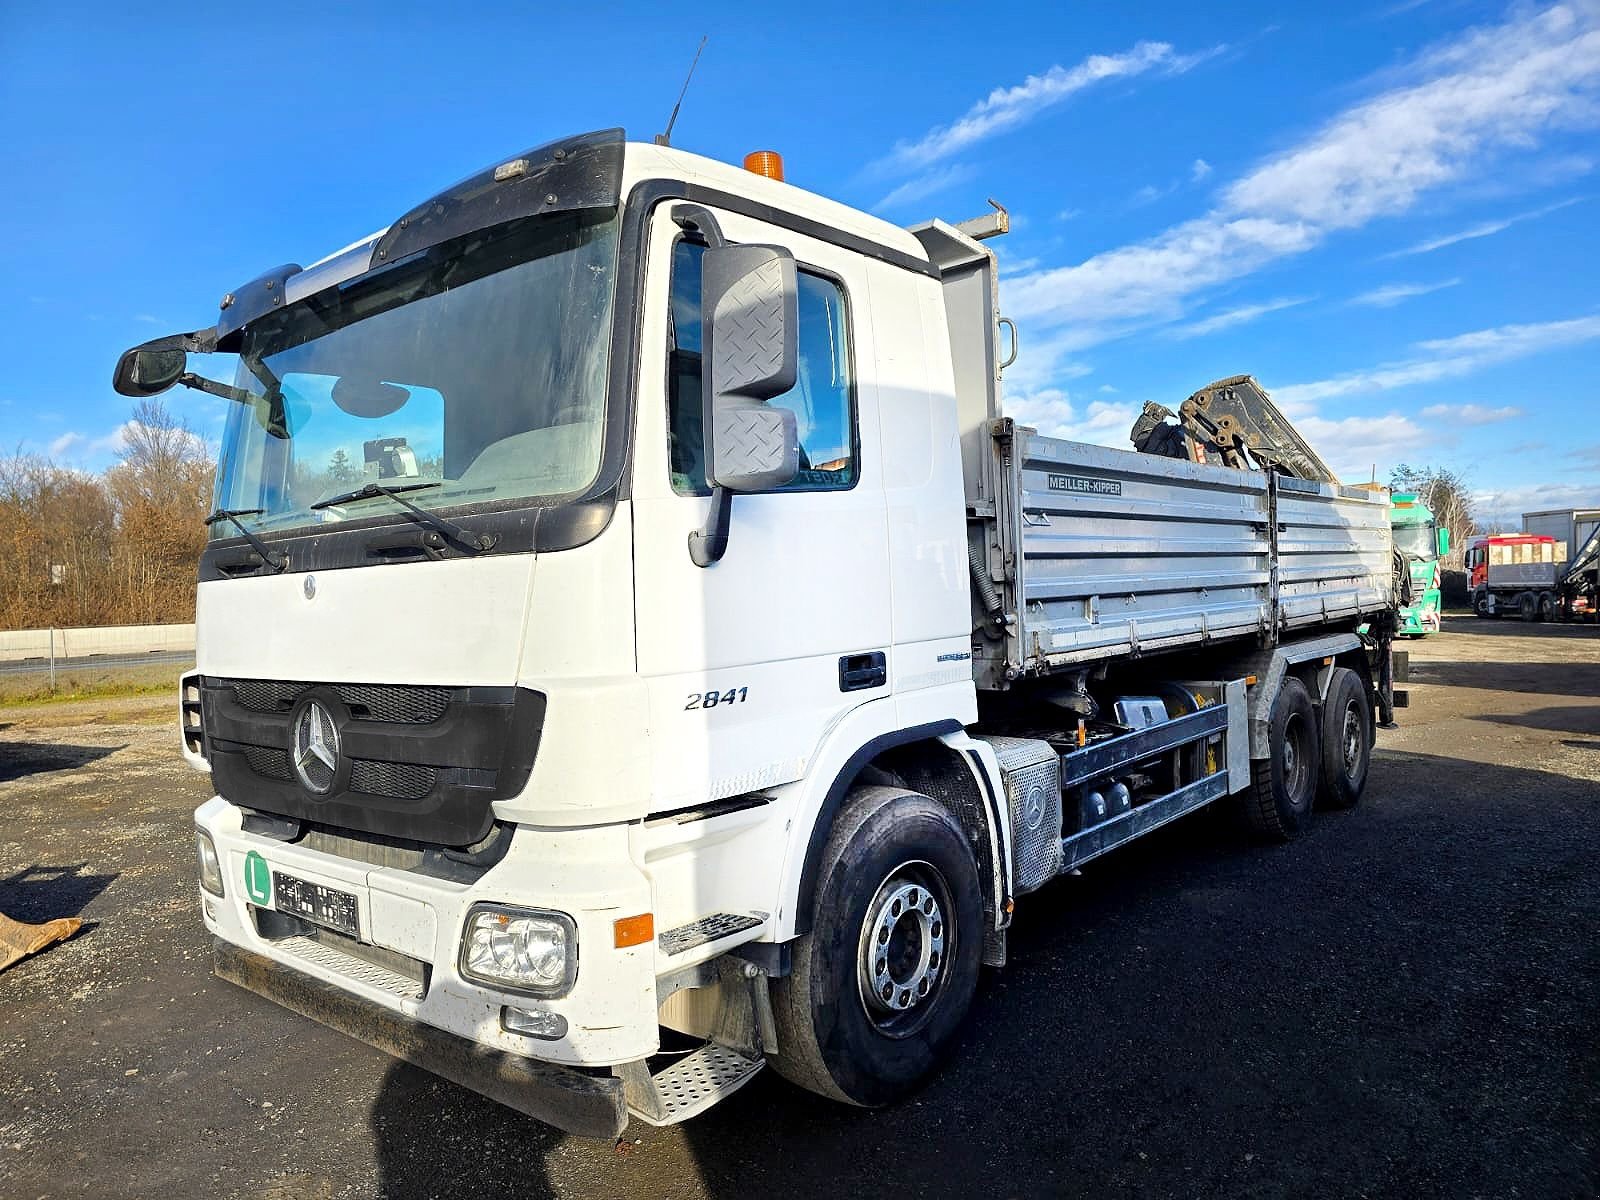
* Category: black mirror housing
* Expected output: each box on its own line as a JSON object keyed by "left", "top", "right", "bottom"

{"left": 112, "top": 345, "right": 186, "bottom": 397}
{"left": 701, "top": 243, "right": 800, "bottom": 493}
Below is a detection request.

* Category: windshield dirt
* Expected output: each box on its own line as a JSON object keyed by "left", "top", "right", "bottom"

{"left": 209, "top": 209, "right": 619, "bottom": 537}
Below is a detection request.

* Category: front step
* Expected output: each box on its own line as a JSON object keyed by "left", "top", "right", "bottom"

{"left": 621, "top": 1043, "right": 766, "bottom": 1126}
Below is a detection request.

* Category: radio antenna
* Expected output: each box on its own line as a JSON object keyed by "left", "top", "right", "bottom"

{"left": 655, "top": 36, "right": 708, "bottom": 147}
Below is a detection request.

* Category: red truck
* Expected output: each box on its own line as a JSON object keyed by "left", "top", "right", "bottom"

{"left": 1466, "top": 534, "right": 1591, "bottom": 620}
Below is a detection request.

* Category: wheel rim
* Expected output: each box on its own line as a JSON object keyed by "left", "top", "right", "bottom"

{"left": 1340, "top": 699, "right": 1364, "bottom": 777}
{"left": 856, "top": 860, "right": 954, "bottom": 1038}
{"left": 1283, "top": 713, "right": 1310, "bottom": 805}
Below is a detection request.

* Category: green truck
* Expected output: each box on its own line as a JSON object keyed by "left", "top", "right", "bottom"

{"left": 1390, "top": 492, "right": 1448, "bottom": 636}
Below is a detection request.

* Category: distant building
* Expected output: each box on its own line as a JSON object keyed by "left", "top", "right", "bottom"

{"left": 1522, "top": 508, "right": 1600, "bottom": 563}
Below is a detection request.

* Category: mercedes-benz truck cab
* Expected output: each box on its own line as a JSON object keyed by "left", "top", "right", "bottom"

{"left": 120, "top": 129, "right": 1398, "bottom": 1138}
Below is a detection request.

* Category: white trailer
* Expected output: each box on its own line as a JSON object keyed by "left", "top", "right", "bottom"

{"left": 1522, "top": 507, "right": 1600, "bottom": 565}
{"left": 119, "top": 130, "right": 1399, "bottom": 1138}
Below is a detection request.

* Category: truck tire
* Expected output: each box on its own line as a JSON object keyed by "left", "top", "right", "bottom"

{"left": 1316, "top": 668, "right": 1372, "bottom": 810}
{"left": 1517, "top": 591, "right": 1537, "bottom": 622}
{"left": 1538, "top": 592, "right": 1556, "bottom": 621}
{"left": 770, "top": 785, "right": 983, "bottom": 1107}
{"left": 1473, "top": 591, "right": 1493, "bottom": 619}
{"left": 1241, "top": 676, "right": 1319, "bottom": 841}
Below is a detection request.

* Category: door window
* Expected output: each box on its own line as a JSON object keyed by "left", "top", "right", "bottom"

{"left": 666, "top": 239, "right": 857, "bottom": 495}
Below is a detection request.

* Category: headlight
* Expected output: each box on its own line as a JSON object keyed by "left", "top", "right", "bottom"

{"left": 196, "top": 830, "right": 224, "bottom": 897}
{"left": 458, "top": 905, "right": 577, "bottom": 997}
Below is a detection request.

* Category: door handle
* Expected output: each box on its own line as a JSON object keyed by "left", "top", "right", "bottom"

{"left": 838, "top": 651, "right": 887, "bottom": 692}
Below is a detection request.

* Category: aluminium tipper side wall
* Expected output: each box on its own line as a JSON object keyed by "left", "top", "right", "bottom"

{"left": 974, "top": 422, "right": 1391, "bottom": 688}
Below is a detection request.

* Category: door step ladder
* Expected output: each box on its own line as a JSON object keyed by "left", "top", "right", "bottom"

{"left": 619, "top": 1042, "right": 766, "bottom": 1126}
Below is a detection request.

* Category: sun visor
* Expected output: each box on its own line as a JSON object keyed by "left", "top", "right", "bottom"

{"left": 370, "top": 127, "right": 625, "bottom": 267}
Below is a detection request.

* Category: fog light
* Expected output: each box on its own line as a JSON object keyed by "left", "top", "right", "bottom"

{"left": 196, "top": 830, "right": 224, "bottom": 897}
{"left": 502, "top": 1005, "right": 569, "bottom": 1040}
{"left": 459, "top": 904, "right": 577, "bottom": 997}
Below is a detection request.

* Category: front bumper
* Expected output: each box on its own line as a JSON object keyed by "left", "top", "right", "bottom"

{"left": 195, "top": 795, "right": 659, "bottom": 1070}
{"left": 214, "top": 940, "right": 628, "bottom": 1139}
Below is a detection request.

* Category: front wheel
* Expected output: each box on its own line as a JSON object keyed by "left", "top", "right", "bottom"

{"left": 770, "top": 786, "right": 983, "bottom": 1106}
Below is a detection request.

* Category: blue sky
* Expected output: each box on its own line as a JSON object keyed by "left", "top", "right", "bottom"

{"left": 2, "top": 0, "right": 1596, "bottom": 528}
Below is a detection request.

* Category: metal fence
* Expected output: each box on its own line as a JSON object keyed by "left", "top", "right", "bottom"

{"left": 0, "top": 649, "right": 194, "bottom": 682}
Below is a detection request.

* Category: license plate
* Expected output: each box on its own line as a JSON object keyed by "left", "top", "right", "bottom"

{"left": 272, "top": 871, "right": 361, "bottom": 938}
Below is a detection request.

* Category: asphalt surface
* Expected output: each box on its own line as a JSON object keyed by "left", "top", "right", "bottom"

{"left": 2, "top": 619, "right": 1596, "bottom": 1199}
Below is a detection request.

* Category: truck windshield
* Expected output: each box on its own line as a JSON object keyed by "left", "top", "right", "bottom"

{"left": 210, "top": 208, "right": 619, "bottom": 537}
{"left": 1393, "top": 520, "right": 1436, "bottom": 559}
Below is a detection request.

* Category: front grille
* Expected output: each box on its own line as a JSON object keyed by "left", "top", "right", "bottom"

{"left": 226, "top": 679, "right": 452, "bottom": 725}
{"left": 349, "top": 759, "right": 436, "bottom": 801}
{"left": 242, "top": 745, "right": 294, "bottom": 782}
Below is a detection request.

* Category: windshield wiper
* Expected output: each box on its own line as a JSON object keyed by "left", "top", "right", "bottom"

{"left": 310, "top": 482, "right": 496, "bottom": 552}
{"left": 204, "top": 508, "right": 288, "bottom": 572}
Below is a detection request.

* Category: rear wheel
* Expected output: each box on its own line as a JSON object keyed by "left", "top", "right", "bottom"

{"left": 1538, "top": 592, "right": 1556, "bottom": 621}
{"left": 1317, "top": 668, "right": 1372, "bottom": 810}
{"left": 1517, "top": 592, "right": 1538, "bottom": 621}
{"left": 771, "top": 786, "right": 983, "bottom": 1106}
{"left": 1241, "top": 676, "right": 1320, "bottom": 841}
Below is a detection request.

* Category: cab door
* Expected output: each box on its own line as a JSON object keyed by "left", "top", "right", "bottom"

{"left": 630, "top": 200, "right": 892, "bottom": 813}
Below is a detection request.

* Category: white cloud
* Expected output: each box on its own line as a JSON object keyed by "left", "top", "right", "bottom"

{"left": 997, "top": 255, "right": 1041, "bottom": 276}
{"left": 1349, "top": 277, "right": 1461, "bottom": 307}
{"left": 1419, "top": 402, "right": 1523, "bottom": 424}
{"left": 1295, "top": 412, "right": 1432, "bottom": 480}
{"left": 1098, "top": 383, "right": 1119, "bottom": 394}
{"left": 872, "top": 163, "right": 977, "bottom": 212}
{"left": 1276, "top": 313, "right": 1600, "bottom": 406}
{"left": 48, "top": 432, "right": 85, "bottom": 458}
{"left": 1474, "top": 481, "right": 1600, "bottom": 529}
{"left": 1057, "top": 207, "right": 1082, "bottom": 221}
{"left": 1383, "top": 196, "right": 1586, "bottom": 257}
{"left": 1001, "top": 5, "right": 1600, "bottom": 351}
{"left": 877, "top": 42, "right": 1219, "bottom": 172}
{"left": 1131, "top": 184, "right": 1166, "bottom": 206}
{"left": 1191, "top": 157, "right": 1213, "bottom": 181}
{"left": 1007, "top": 387, "right": 1140, "bottom": 446}
{"left": 1170, "top": 295, "right": 1313, "bottom": 338}
{"left": 132, "top": 313, "right": 163, "bottom": 325}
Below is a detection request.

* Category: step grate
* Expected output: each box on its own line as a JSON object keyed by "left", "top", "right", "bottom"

{"left": 657, "top": 912, "right": 765, "bottom": 956}
{"left": 629, "top": 1043, "right": 765, "bottom": 1126}
{"left": 274, "top": 935, "right": 425, "bottom": 1002}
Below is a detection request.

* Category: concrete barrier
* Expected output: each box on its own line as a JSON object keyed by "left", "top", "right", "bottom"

{"left": 0, "top": 623, "right": 196, "bottom": 662}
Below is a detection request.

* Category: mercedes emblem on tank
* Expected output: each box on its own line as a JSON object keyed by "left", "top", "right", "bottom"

{"left": 303, "top": 574, "right": 317, "bottom": 600}
{"left": 292, "top": 699, "right": 340, "bottom": 795}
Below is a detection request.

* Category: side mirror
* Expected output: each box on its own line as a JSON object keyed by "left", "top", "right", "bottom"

{"left": 112, "top": 344, "right": 187, "bottom": 397}
{"left": 701, "top": 243, "right": 800, "bottom": 493}
{"left": 1437, "top": 527, "right": 1451, "bottom": 556}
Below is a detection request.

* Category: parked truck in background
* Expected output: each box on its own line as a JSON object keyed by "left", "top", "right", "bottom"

{"left": 1389, "top": 492, "right": 1447, "bottom": 636}
{"left": 114, "top": 129, "right": 1400, "bottom": 1138}
{"left": 1467, "top": 534, "right": 1570, "bottom": 620}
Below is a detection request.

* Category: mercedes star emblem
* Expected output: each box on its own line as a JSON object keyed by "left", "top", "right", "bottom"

{"left": 292, "top": 699, "right": 339, "bottom": 794}
{"left": 303, "top": 574, "right": 317, "bottom": 599}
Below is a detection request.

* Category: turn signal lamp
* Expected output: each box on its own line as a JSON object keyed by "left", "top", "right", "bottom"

{"left": 613, "top": 913, "right": 654, "bottom": 948}
{"left": 743, "top": 150, "right": 785, "bottom": 182}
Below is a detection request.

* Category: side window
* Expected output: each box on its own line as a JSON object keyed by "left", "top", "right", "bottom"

{"left": 667, "top": 239, "right": 857, "bottom": 495}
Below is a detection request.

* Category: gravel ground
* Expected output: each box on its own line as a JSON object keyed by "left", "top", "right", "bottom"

{"left": 1, "top": 619, "right": 1596, "bottom": 1199}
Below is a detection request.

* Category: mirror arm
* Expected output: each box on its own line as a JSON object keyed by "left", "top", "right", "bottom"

{"left": 178, "top": 372, "right": 264, "bottom": 406}
{"left": 688, "top": 487, "right": 733, "bottom": 568}
{"left": 672, "top": 203, "right": 726, "bottom": 249}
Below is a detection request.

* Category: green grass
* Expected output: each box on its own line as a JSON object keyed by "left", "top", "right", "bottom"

{"left": 0, "top": 662, "right": 186, "bottom": 708}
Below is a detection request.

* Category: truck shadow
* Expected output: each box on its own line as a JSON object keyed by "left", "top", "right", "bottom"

{"left": 1472, "top": 706, "right": 1600, "bottom": 736}
{"left": 0, "top": 862, "right": 118, "bottom": 923}
{"left": 0, "top": 741, "right": 123, "bottom": 783}
{"left": 365, "top": 749, "right": 1599, "bottom": 1200}
{"left": 1409, "top": 659, "right": 1600, "bottom": 696}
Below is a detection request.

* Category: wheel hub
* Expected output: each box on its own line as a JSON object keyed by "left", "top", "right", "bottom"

{"left": 1341, "top": 701, "right": 1363, "bottom": 773}
{"left": 859, "top": 873, "right": 946, "bottom": 1021}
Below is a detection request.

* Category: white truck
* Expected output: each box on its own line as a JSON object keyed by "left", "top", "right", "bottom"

{"left": 115, "top": 129, "right": 1399, "bottom": 1138}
